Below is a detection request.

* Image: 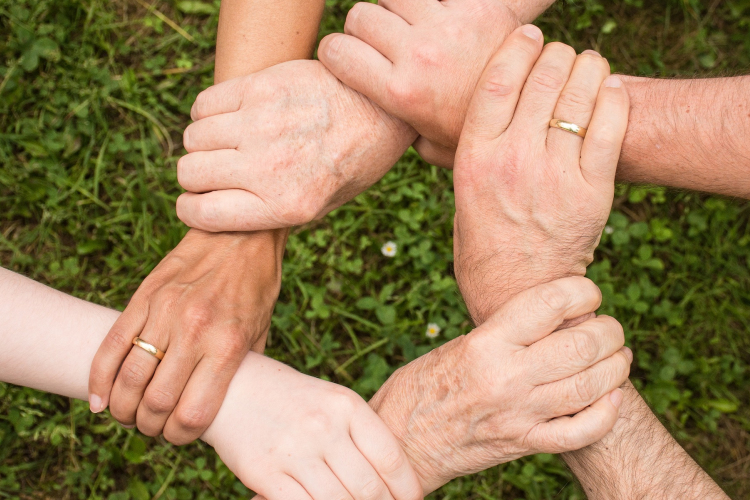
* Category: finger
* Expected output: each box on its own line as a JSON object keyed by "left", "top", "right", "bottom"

{"left": 88, "top": 299, "right": 149, "bottom": 413}
{"left": 460, "top": 25, "right": 544, "bottom": 143}
{"left": 327, "top": 441, "right": 394, "bottom": 500}
{"left": 524, "top": 315, "right": 625, "bottom": 385}
{"left": 547, "top": 50, "right": 611, "bottom": 159}
{"left": 253, "top": 474, "right": 314, "bottom": 500}
{"left": 344, "top": 2, "right": 410, "bottom": 61}
{"left": 378, "top": 0, "right": 440, "bottom": 24}
{"left": 511, "top": 41, "right": 577, "bottom": 138}
{"left": 162, "top": 354, "right": 244, "bottom": 445}
{"left": 318, "top": 33, "right": 394, "bottom": 112}
{"left": 108, "top": 323, "right": 165, "bottom": 426}
{"left": 535, "top": 346, "right": 632, "bottom": 417}
{"left": 177, "top": 149, "right": 247, "bottom": 193}
{"left": 135, "top": 344, "right": 198, "bottom": 437}
{"left": 579, "top": 75, "right": 630, "bottom": 189}
{"left": 350, "top": 406, "right": 423, "bottom": 500}
{"left": 290, "top": 461, "right": 354, "bottom": 500}
{"left": 413, "top": 136, "right": 455, "bottom": 169}
{"left": 190, "top": 77, "right": 249, "bottom": 121}
{"left": 182, "top": 113, "right": 243, "bottom": 153}
{"left": 176, "top": 190, "right": 280, "bottom": 233}
{"left": 478, "top": 276, "right": 602, "bottom": 346}
{"left": 528, "top": 388, "right": 624, "bottom": 454}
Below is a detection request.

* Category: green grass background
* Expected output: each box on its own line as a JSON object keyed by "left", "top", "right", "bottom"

{"left": 1, "top": 0, "right": 749, "bottom": 498}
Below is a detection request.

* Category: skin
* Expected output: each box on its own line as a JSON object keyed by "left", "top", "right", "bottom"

{"left": 88, "top": 0, "right": 327, "bottom": 444}
{"left": 447, "top": 24, "right": 728, "bottom": 499}
{"left": 0, "top": 267, "right": 627, "bottom": 498}
{"left": 318, "top": 0, "right": 750, "bottom": 198}
{"left": 177, "top": 60, "right": 415, "bottom": 231}
{"left": 0, "top": 267, "right": 422, "bottom": 500}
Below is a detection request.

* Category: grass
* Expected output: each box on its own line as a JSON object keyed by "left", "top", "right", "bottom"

{"left": 1, "top": 0, "right": 749, "bottom": 498}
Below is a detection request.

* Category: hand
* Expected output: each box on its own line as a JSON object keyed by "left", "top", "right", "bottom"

{"left": 202, "top": 352, "right": 423, "bottom": 500}
{"left": 451, "top": 26, "right": 630, "bottom": 323}
{"left": 369, "top": 277, "right": 631, "bottom": 493}
{"left": 88, "top": 229, "right": 286, "bottom": 444}
{"left": 175, "top": 59, "right": 416, "bottom": 232}
{"left": 318, "top": 0, "right": 554, "bottom": 168}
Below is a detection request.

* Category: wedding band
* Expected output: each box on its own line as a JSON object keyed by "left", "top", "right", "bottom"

{"left": 550, "top": 119, "right": 587, "bottom": 138}
{"left": 132, "top": 337, "right": 165, "bottom": 361}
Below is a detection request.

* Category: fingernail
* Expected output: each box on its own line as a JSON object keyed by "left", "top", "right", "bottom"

{"left": 605, "top": 75, "right": 623, "bottom": 88}
{"left": 609, "top": 388, "right": 624, "bottom": 408}
{"left": 621, "top": 346, "right": 633, "bottom": 363}
{"left": 521, "top": 25, "right": 542, "bottom": 41}
{"left": 122, "top": 424, "right": 135, "bottom": 430}
{"left": 89, "top": 394, "right": 104, "bottom": 413}
{"left": 582, "top": 49, "right": 601, "bottom": 57}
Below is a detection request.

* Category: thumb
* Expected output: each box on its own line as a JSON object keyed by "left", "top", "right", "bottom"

{"left": 459, "top": 25, "right": 544, "bottom": 145}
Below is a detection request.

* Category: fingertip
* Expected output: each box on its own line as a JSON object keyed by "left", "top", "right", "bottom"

{"left": 89, "top": 394, "right": 106, "bottom": 414}
{"left": 519, "top": 24, "right": 543, "bottom": 42}
{"left": 318, "top": 33, "right": 344, "bottom": 62}
{"left": 621, "top": 346, "right": 633, "bottom": 364}
{"left": 604, "top": 75, "right": 622, "bottom": 88}
{"left": 609, "top": 388, "right": 624, "bottom": 408}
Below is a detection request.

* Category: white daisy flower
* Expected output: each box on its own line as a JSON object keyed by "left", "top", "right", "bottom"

{"left": 604, "top": 225, "right": 614, "bottom": 235}
{"left": 426, "top": 323, "right": 441, "bottom": 339}
{"left": 381, "top": 241, "right": 397, "bottom": 257}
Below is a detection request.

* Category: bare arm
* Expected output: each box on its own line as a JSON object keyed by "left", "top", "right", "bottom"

{"left": 88, "top": 0, "right": 327, "bottom": 444}
{"left": 215, "top": 0, "right": 325, "bottom": 82}
{"left": 563, "top": 382, "right": 729, "bottom": 499}
{"left": 617, "top": 75, "right": 750, "bottom": 198}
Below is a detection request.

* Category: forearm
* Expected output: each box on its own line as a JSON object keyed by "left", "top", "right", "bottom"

{"left": 618, "top": 75, "right": 750, "bottom": 198}
{"left": 215, "top": 0, "right": 325, "bottom": 83}
{"left": 0, "top": 268, "right": 118, "bottom": 399}
{"left": 563, "top": 381, "right": 728, "bottom": 499}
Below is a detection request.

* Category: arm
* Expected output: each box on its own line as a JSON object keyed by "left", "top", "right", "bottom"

{"left": 88, "top": 0, "right": 325, "bottom": 444}
{"left": 0, "top": 266, "right": 627, "bottom": 498}
{"left": 563, "top": 381, "right": 729, "bottom": 500}
{"left": 319, "top": 2, "right": 750, "bottom": 200}
{"left": 0, "top": 267, "right": 423, "bottom": 499}
{"left": 617, "top": 75, "right": 750, "bottom": 198}
{"left": 443, "top": 29, "right": 729, "bottom": 499}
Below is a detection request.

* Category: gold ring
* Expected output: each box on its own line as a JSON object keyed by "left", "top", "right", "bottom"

{"left": 132, "top": 337, "right": 165, "bottom": 361}
{"left": 550, "top": 119, "right": 587, "bottom": 138}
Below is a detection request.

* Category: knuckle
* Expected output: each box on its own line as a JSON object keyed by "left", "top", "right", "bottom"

{"left": 573, "top": 371, "right": 597, "bottom": 403}
{"left": 536, "top": 283, "right": 569, "bottom": 314}
{"left": 106, "top": 327, "right": 135, "bottom": 350}
{"left": 119, "top": 360, "right": 151, "bottom": 389}
{"left": 587, "top": 128, "right": 619, "bottom": 153}
{"left": 181, "top": 303, "right": 214, "bottom": 334}
{"left": 359, "top": 477, "right": 386, "bottom": 500}
{"left": 143, "top": 387, "right": 179, "bottom": 415}
{"left": 480, "top": 66, "right": 516, "bottom": 100}
{"left": 570, "top": 330, "right": 599, "bottom": 365}
{"left": 558, "top": 86, "right": 593, "bottom": 110}
{"left": 174, "top": 405, "right": 212, "bottom": 433}
{"left": 376, "top": 445, "right": 406, "bottom": 476}
{"left": 385, "top": 78, "right": 416, "bottom": 109}
{"left": 529, "top": 68, "right": 567, "bottom": 93}
{"left": 410, "top": 42, "right": 441, "bottom": 69}
{"left": 345, "top": 2, "right": 367, "bottom": 29}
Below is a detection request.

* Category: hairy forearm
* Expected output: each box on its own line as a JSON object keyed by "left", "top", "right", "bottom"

{"left": 618, "top": 75, "right": 750, "bottom": 198}
{"left": 563, "top": 381, "right": 728, "bottom": 499}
